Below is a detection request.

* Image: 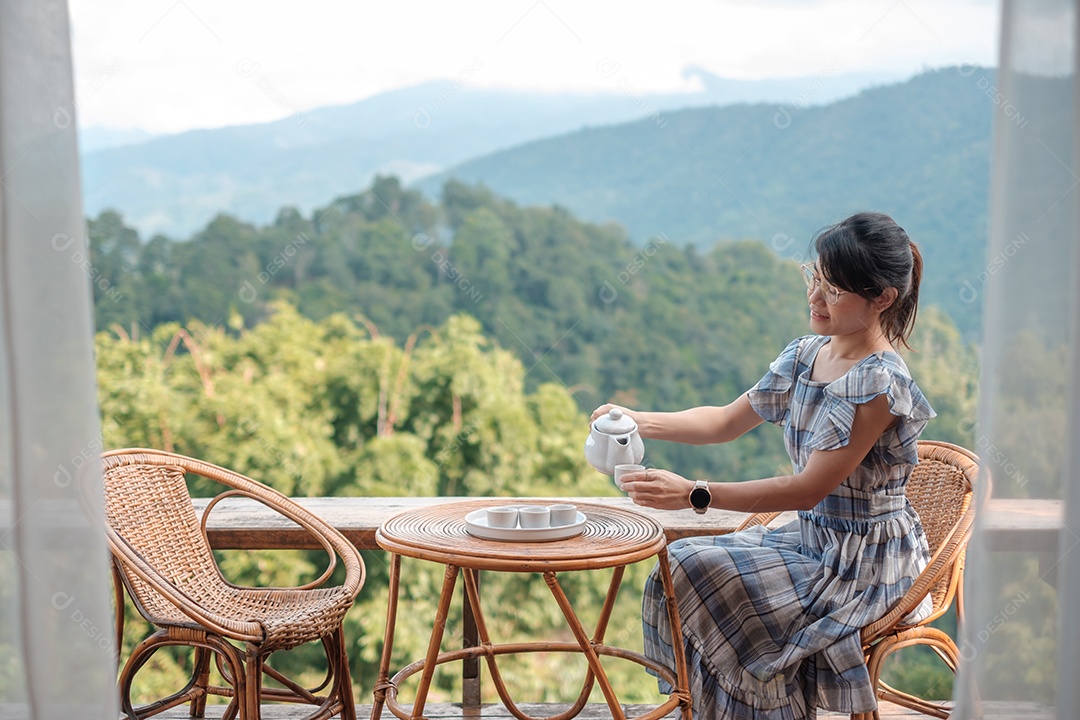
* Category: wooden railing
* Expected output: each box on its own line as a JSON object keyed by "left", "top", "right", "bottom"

{"left": 194, "top": 495, "right": 1063, "bottom": 553}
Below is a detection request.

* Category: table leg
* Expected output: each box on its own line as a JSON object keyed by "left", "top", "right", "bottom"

{"left": 411, "top": 563, "right": 461, "bottom": 719}
{"left": 462, "top": 570, "right": 481, "bottom": 715}
{"left": 543, "top": 571, "right": 625, "bottom": 720}
{"left": 372, "top": 553, "right": 402, "bottom": 720}
{"left": 592, "top": 565, "right": 625, "bottom": 644}
{"left": 460, "top": 569, "right": 506, "bottom": 709}
{"left": 461, "top": 569, "right": 594, "bottom": 720}
{"left": 657, "top": 550, "right": 693, "bottom": 720}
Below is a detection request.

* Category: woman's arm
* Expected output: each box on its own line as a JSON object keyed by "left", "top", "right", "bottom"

{"left": 592, "top": 393, "right": 764, "bottom": 445}
{"left": 622, "top": 394, "right": 897, "bottom": 512}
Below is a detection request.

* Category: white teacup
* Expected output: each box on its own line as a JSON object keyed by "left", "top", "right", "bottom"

{"left": 548, "top": 503, "right": 578, "bottom": 527}
{"left": 613, "top": 463, "right": 646, "bottom": 490}
{"left": 518, "top": 505, "right": 551, "bottom": 529}
{"left": 486, "top": 506, "right": 519, "bottom": 529}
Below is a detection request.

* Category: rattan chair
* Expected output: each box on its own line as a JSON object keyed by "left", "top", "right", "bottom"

{"left": 735, "top": 440, "right": 979, "bottom": 720}
{"left": 99, "top": 449, "right": 366, "bottom": 720}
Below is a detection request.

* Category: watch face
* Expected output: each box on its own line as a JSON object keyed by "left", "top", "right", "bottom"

{"left": 690, "top": 486, "right": 710, "bottom": 509}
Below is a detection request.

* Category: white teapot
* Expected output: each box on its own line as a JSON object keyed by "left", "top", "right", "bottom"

{"left": 584, "top": 408, "right": 645, "bottom": 475}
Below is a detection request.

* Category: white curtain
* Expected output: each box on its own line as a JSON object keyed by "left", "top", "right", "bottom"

{"left": 0, "top": 1, "right": 118, "bottom": 718}
{"left": 954, "top": 0, "right": 1078, "bottom": 718}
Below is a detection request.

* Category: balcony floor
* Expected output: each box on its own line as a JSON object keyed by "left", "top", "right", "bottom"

{"left": 149, "top": 700, "right": 1052, "bottom": 719}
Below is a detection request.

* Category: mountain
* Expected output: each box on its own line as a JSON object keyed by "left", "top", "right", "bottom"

{"left": 79, "top": 66, "right": 904, "bottom": 240}
{"left": 78, "top": 126, "right": 157, "bottom": 153}
{"left": 415, "top": 67, "right": 996, "bottom": 337}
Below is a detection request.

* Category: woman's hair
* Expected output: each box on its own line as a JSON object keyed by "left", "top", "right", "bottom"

{"left": 813, "top": 212, "right": 923, "bottom": 350}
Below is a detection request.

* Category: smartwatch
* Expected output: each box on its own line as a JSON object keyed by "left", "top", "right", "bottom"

{"left": 689, "top": 479, "right": 711, "bottom": 515}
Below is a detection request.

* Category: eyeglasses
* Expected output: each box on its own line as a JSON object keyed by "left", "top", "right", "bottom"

{"left": 800, "top": 263, "right": 847, "bottom": 305}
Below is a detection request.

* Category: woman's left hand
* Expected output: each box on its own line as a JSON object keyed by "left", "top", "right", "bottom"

{"left": 620, "top": 467, "right": 697, "bottom": 510}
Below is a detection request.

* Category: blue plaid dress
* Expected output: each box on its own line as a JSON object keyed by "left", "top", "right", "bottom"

{"left": 643, "top": 335, "right": 936, "bottom": 719}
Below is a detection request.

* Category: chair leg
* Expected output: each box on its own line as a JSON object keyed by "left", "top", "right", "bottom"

{"left": 311, "top": 627, "right": 356, "bottom": 719}
{"left": 112, "top": 563, "right": 127, "bottom": 676}
{"left": 255, "top": 632, "right": 354, "bottom": 719}
{"left": 333, "top": 626, "right": 357, "bottom": 720}
{"left": 118, "top": 630, "right": 247, "bottom": 720}
{"left": 866, "top": 629, "right": 956, "bottom": 720}
{"left": 244, "top": 644, "right": 264, "bottom": 720}
{"left": 188, "top": 647, "right": 213, "bottom": 718}
{"left": 118, "top": 630, "right": 176, "bottom": 720}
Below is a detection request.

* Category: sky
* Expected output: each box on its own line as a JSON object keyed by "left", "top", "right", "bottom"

{"left": 67, "top": 0, "right": 1000, "bottom": 136}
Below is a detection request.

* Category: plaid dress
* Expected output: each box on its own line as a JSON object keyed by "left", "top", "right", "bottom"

{"left": 642, "top": 335, "right": 936, "bottom": 719}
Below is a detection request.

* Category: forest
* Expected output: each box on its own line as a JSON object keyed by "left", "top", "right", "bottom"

{"left": 89, "top": 175, "right": 980, "bottom": 479}
{"left": 90, "top": 176, "right": 989, "bottom": 703}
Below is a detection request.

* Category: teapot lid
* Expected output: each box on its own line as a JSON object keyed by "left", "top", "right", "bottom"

{"left": 594, "top": 408, "right": 637, "bottom": 434}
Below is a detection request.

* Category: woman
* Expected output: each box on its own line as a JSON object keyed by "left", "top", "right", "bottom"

{"left": 593, "top": 212, "right": 934, "bottom": 720}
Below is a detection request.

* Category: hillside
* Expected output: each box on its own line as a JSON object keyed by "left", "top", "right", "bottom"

{"left": 416, "top": 67, "right": 996, "bottom": 337}
{"left": 79, "top": 67, "right": 901, "bottom": 240}
{"left": 88, "top": 177, "right": 978, "bottom": 481}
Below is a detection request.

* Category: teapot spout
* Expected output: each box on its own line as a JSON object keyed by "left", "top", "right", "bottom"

{"left": 618, "top": 436, "right": 645, "bottom": 466}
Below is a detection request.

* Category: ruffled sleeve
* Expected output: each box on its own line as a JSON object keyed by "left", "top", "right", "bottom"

{"left": 747, "top": 336, "right": 808, "bottom": 425}
{"left": 807, "top": 353, "right": 936, "bottom": 464}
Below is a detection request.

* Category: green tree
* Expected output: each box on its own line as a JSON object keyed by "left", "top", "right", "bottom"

{"left": 96, "top": 304, "right": 631, "bottom": 702}
{"left": 903, "top": 306, "right": 979, "bottom": 449}
{"left": 87, "top": 210, "right": 144, "bottom": 332}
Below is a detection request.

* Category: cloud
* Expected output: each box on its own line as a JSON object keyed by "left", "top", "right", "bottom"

{"left": 67, "top": 0, "right": 999, "bottom": 134}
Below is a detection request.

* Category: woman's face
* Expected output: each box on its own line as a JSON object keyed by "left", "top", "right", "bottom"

{"left": 805, "top": 264, "right": 890, "bottom": 339}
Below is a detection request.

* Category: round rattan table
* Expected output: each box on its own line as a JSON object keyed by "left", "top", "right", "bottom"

{"left": 371, "top": 499, "right": 691, "bottom": 720}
